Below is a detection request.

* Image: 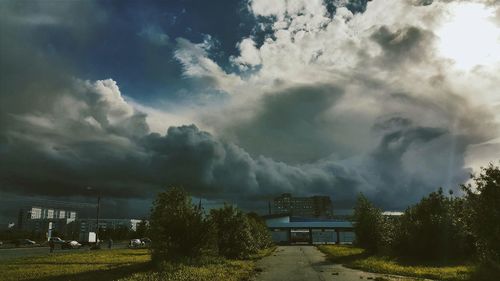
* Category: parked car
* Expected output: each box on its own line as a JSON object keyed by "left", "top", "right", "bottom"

{"left": 61, "top": 240, "right": 82, "bottom": 249}
{"left": 140, "top": 238, "right": 152, "bottom": 247}
{"left": 48, "top": 237, "right": 66, "bottom": 245}
{"left": 128, "top": 238, "right": 144, "bottom": 248}
{"left": 14, "top": 239, "right": 36, "bottom": 246}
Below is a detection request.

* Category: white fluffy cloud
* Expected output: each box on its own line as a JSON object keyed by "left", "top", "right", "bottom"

{"left": 174, "top": 37, "right": 243, "bottom": 93}
{"left": 231, "top": 38, "right": 262, "bottom": 69}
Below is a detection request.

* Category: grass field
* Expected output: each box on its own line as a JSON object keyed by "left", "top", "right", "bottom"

{"left": 0, "top": 248, "right": 152, "bottom": 281}
{"left": 0, "top": 247, "right": 276, "bottom": 281}
{"left": 118, "top": 247, "right": 276, "bottom": 281}
{"left": 317, "top": 245, "right": 476, "bottom": 281}
{"left": 117, "top": 259, "right": 255, "bottom": 281}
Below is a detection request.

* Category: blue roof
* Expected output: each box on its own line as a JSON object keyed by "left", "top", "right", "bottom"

{"left": 266, "top": 221, "right": 354, "bottom": 229}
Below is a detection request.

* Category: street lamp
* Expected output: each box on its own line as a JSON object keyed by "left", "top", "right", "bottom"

{"left": 87, "top": 187, "right": 101, "bottom": 244}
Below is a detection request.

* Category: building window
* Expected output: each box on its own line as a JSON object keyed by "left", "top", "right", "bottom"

{"left": 30, "top": 208, "right": 42, "bottom": 219}
{"left": 47, "top": 209, "right": 54, "bottom": 219}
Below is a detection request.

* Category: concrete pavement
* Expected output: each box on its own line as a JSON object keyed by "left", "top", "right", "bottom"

{"left": 252, "top": 246, "right": 416, "bottom": 281}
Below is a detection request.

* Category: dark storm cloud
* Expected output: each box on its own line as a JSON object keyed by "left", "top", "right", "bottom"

{"left": 372, "top": 116, "right": 413, "bottom": 132}
{"left": 366, "top": 127, "right": 472, "bottom": 209}
{"left": 0, "top": 69, "right": 494, "bottom": 217}
{"left": 386, "top": 92, "right": 497, "bottom": 143}
{"left": 0, "top": 109, "right": 483, "bottom": 216}
{"left": 1, "top": 122, "right": 361, "bottom": 203}
{"left": 370, "top": 25, "right": 434, "bottom": 66}
{"left": 412, "top": 0, "right": 434, "bottom": 5}
{"left": 140, "top": 125, "right": 367, "bottom": 203}
{"left": 220, "top": 85, "right": 345, "bottom": 163}
{"left": 358, "top": 89, "right": 498, "bottom": 208}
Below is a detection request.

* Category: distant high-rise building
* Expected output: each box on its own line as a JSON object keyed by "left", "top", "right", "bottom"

{"left": 23, "top": 206, "right": 77, "bottom": 220}
{"left": 18, "top": 206, "right": 78, "bottom": 238}
{"left": 17, "top": 206, "right": 141, "bottom": 240}
{"left": 272, "top": 193, "right": 333, "bottom": 218}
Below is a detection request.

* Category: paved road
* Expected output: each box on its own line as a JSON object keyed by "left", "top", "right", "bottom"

{"left": 0, "top": 243, "right": 127, "bottom": 261}
{"left": 252, "top": 246, "right": 414, "bottom": 281}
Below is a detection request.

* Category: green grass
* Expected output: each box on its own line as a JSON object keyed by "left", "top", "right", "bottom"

{"left": 0, "top": 247, "right": 276, "bottom": 281}
{"left": 117, "top": 259, "right": 255, "bottom": 281}
{"left": 0, "top": 248, "right": 151, "bottom": 281}
{"left": 118, "top": 247, "right": 277, "bottom": 281}
{"left": 317, "top": 244, "right": 366, "bottom": 263}
{"left": 348, "top": 256, "right": 473, "bottom": 281}
{"left": 317, "top": 245, "right": 475, "bottom": 281}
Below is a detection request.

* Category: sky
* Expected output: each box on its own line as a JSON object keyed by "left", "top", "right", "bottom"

{"left": 1, "top": 0, "right": 500, "bottom": 223}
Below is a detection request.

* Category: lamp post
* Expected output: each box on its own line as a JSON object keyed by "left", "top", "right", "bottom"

{"left": 87, "top": 187, "right": 101, "bottom": 244}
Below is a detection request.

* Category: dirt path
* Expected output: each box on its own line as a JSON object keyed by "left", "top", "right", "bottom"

{"left": 252, "top": 246, "right": 417, "bottom": 281}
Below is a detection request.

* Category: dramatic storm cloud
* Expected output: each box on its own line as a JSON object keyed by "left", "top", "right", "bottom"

{"left": 1, "top": 0, "right": 500, "bottom": 223}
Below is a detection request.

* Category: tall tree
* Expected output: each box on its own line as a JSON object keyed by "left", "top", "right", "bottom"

{"left": 149, "top": 187, "right": 212, "bottom": 262}
{"left": 393, "top": 188, "right": 472, "bottom": 260}
{"left": 353, "top": 193, "right": 383, "bottom": 253}
{"left": 135, "top": 219, "right": 149, "bottom": 238}
{"left": 209, "top": 205, "right": 256, "bottom": 259}
{"left": 462, "top": 163, "right": 500, "bottom": 263}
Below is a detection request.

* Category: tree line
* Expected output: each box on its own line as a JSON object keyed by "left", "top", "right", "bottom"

{"left": 148, "top": 187, "right": 272, "bottom": 264}
{"left": 353, "top": 163, "right": 500, "bottom": 266}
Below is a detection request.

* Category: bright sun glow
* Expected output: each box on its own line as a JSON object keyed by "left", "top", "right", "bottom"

{"left": 437, "top": 3, "right": 500, "bottom": 70}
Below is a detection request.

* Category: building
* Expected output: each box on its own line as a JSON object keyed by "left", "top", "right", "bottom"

{"left": 69, "top": 218, "right": 142, "bottom": 241}
{"left": 18, "top": 206, "right": 77, "bottom": 238}
{"left": 17, "top": 206, "right": 141, "bottom": 241}
{"left": 73, "top": 218, "right": 141, "bottom": 234}
{"left": 262, "top": 214, "right": 355, "bottom": 244}
{"left": 22, "top": 206, "right": 77, "bottom": 221}
{"left": 273, "top": 193, "right": 333, "bottom": 218}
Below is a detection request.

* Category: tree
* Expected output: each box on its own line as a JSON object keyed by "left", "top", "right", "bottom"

{"left": 149, "top": 187, "right": 212, "bottom": 263}
{"left": 135, "top": 219, "right": 149, "bottom": 238}
{"left": 353, "top": 193, "right": 383, "bottom": 253}
{"left": 247, "top": 212, "right": 273, "bottom": 250}
{"left": 392, "top": 188, "right": 472, "bottom": 260}
{"left": 377, "top": 214, "right": 398, "bottom": 255}
{"left": 209, "top": 205, "right": 256, "bottom": 259}
{"left": 462, "top": 163, "right": 500, "bottom": 263}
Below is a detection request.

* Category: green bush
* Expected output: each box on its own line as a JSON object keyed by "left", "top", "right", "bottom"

{"left": 209, "top": 205, "right": 257, "bottom": 259}
{"left": 135, "top": 219, "right": 149, "bottom": 238}
{"left": 149, "top": 187, "right": 214, "bottom": 263}
{"left": 353, "top": 193, "right": 383, "bottom": 253}
{"left": 149, "top": 187, "right": 273, "bottom": 263}
{"left": 247, "top": 212, "right": 273, "bottom": 250}
{"left": 462, "top": 163, "right": 500, "bottom": 264}
{"left": 392, "top": 188, "right": 474, "bottom": 261}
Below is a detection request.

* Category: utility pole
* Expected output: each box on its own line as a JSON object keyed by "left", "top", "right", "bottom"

{"left": 87, "top": 186, "right": 101, "bottom": 245}
{"left": 96, "top": 191, "right": 101, "bottom": 243}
